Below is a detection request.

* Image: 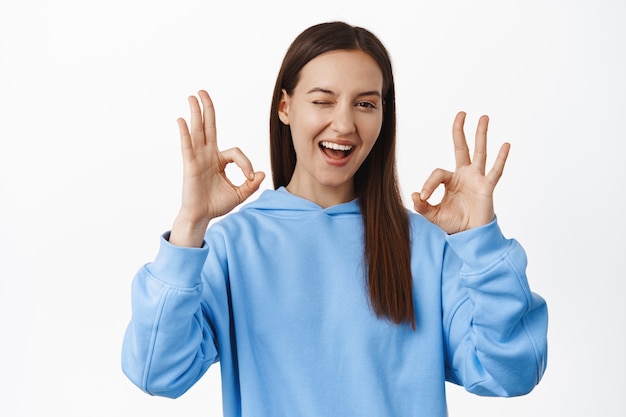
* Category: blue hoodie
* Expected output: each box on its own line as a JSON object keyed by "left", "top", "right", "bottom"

{"left": 122, "top": 187, "right": 547, "bottom": 416}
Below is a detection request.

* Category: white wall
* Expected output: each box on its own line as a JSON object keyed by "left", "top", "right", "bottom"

{"left": 1, "top": 0, "right": 624, "bottom": 415}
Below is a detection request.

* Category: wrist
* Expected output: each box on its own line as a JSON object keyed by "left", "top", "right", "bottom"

{"left": 169, "top": 214, "right": 211, "bottom": 248}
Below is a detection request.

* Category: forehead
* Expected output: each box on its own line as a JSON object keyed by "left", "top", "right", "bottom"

{"left": 295, "top": 49, "right": 383, "bottom": 93}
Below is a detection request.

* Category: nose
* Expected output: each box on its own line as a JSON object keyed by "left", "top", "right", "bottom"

{"left": 330, "top": 104, "right": 356, "bottom": 135}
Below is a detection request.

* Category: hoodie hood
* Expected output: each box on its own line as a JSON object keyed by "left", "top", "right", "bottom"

{"left": 241, "top": 186, "right": 361, "bottom": 217}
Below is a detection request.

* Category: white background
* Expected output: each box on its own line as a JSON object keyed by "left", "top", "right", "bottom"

{"left": 1, "top": 0, "right": 624, "bottom": 415}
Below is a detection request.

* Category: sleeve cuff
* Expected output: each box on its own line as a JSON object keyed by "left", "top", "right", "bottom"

{"left": 445, "top": 216, "right": 513, "bottom": 271}
{"left": 146, "top": 231, "right": 210, "bottom": 288}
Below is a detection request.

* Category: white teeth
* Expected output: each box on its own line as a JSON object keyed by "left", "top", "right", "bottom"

{"left": 320, "top": 141, "right": 353, "bottom": 151}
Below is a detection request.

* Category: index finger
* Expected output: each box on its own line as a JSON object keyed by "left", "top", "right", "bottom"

{"left": 198, "top": 90, "right": 217, "bottom": 146}
{"left": 452, "top": 111, "right": 471, "bottom": 168}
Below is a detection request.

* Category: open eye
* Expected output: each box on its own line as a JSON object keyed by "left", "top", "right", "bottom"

{"left": 356, "top": 101, "right": 377, "bottom": 110}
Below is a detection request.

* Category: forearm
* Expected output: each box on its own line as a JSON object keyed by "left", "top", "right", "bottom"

{"left": 121, "top": 234, "right": 217, "bottom": 398}
{"left": 443, "top": 219, "right": 548, "bottom": 396}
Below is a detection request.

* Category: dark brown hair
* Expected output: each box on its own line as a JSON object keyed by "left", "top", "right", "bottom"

{"left": 269, "top": 22, "right": 415, "bottom": 328}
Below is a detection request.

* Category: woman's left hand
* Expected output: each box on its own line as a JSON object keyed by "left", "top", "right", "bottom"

{"left": 412, "top": 111, "right": 510, "bottom": 234}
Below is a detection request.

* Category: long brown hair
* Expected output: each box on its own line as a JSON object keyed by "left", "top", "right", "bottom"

{"left": 269, "top": 22, "right": 415, "bottom": 329}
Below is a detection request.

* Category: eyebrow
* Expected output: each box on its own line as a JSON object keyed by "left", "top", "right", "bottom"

{"left": 306, "top": 87, "right": 382, "bottom": 98}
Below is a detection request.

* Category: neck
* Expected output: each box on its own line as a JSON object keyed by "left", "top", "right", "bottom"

{"left": 286, "top": 178, "right": 355, "bottom": 208}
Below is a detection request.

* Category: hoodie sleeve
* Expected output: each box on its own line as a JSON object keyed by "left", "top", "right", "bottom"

{"left": 441, "top": 218, "right": 548, "bottom": 397}
{"left": 121, "top": 232, "right": 219, "bottom": 398}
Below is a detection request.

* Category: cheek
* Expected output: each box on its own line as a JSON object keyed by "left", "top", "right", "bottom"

{"left": 290, "top": 114, "right": 323, "bottom": 155}
{"left": 360, "top": 116, "right": 383, "bottom": 148}
{"left": 292, "top": 110, "right": 327, "bottom": 140}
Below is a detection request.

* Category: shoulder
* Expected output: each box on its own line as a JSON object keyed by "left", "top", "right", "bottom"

{"left": 406, "top": 210, "right": 448, "bottom": 261}
{"left": 407, "top": 210, "right": 446, "bottom": 240}
{"left": 203, "top": 188, "right": 311, "bottom": 240}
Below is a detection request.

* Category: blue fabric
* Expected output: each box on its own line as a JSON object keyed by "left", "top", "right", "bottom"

{"left": 122, "top": 187, "right": 548, "bottom": 416}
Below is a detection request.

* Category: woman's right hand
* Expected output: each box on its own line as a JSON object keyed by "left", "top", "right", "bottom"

{"left": 169, "top": 90, "right": 265, "bottom": 247}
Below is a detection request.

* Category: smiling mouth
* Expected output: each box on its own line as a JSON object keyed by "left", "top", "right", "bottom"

{"left": 319, "top": 141, "right": 354, "bottom": 159}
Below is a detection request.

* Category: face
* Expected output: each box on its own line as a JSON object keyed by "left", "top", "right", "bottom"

{"left": 278, "top": 49, "right": 384, "bottom": 207}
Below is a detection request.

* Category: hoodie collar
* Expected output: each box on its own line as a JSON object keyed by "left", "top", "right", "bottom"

{"left": 242, "top": 187, "right": 361, "bottom": 217}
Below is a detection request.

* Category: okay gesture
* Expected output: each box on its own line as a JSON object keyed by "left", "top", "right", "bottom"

{"left": 412, "top": 112, "right": 511, "bottom": 234}
{"left": 170, "top": 90, "right": 265, "bottom": 247}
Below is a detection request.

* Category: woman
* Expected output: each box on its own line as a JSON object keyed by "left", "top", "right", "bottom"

{"left": 122, "top": 21, "right": 548, "bottom": 416}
